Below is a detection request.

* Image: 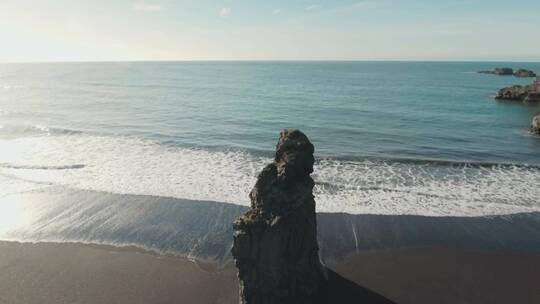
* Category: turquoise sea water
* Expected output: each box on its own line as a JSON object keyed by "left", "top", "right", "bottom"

{"left": 2, "top": 61, "right": 540, "bottom": 161}
{"left": 1, "top": 61, "right": 540, "bottom": 216}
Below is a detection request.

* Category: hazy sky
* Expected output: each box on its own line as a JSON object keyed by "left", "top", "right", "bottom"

{"left": 1, "top": 0, "right": 539, "bottom": 62}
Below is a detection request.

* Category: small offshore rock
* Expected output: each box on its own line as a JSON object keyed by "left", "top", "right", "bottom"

{"left": 495, "top": 85, "right": 531, "bottom": 101}
{"left": 495, "top": 77, "right": 540, "bottom": 102}
{"left": 479, "top": 68, "right": 515, "bottom": 75}
{"left": 514, "top": 69, "right": 537, "bottom": 78}
{"left": 478, "top": 70, "right": 495, "bottom": 74}
{"left": 492, "top": 67, "right": 514, "bottom": 75}
{"left": 478, "top": 67, "right": 537, "bottom": 77}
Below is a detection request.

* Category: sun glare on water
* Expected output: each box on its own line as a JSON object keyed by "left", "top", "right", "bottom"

{"left": 0, "top": 141, "right": 35, "bottom": 233}
{"left": 0, "top": 197, "right": 26, "bottom": 233}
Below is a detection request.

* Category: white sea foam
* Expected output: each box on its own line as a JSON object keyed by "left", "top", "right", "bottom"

{"left": 1, "top": 134, "right": 540, "bottom": 216}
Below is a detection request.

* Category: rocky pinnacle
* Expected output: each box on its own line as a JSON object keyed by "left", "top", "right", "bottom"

{"left": 232, "top": 129, "right": 326, "bottom": 304}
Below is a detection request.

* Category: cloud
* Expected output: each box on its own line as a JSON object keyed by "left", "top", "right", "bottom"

{"left": 305, "top": 4, "right": 321, "bottom": 11}
{"left": 133, "top": 3, "right": 161, "bottom": 12}
{"left": 220, "top": 7, "right": 232, "bottom": 18}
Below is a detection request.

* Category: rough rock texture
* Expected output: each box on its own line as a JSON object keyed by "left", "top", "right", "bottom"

{"left": 530, "top": 116, "right": 540, "bottom": 135}
{"left": 524, "top": 92, "right": 540, "bottom": 103}
{"left": 515, "top": 69, "right": 537, "bottom": 78}
{"left": 478, "top": 68, "right": 536, "bottom": 77}
{"left": 533, "top": 77, "right": 540, "bottom": 91}
{"left": 495, "top": 67, "right": 514, "bottom": 75}
{"left": 478, "top": 68, "right": 514, "bottom": 75}
{"left": 495, "top": 85, "right": 531, "bottom": 101}
{"left": 232, "top": 129, "right": 325, "bottom": 304}
{"left": 495, "top": 77, "right": 540, "bottom": 102}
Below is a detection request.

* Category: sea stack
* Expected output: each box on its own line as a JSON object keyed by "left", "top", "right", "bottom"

{"left": 232, "top": 129, "right": 325, "bottom": 304}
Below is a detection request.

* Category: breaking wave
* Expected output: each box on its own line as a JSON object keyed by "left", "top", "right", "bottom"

{"left": 1, "top": 132, "right": 540, "bottom": 216}
{"left": 0, "top": 163, "right": 85, "bottom": 170}
{"left": 0, "top": 124, "right": 83, "bottom": 139}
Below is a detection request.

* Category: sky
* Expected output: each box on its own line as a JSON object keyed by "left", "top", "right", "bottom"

{"left": 0, "top": 0, "right": 539, "bottom": 62}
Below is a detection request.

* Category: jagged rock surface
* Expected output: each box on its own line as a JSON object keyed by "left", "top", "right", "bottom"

{"left": 232, "top": 129, "right": 325, "bottom": 304}
{"left": 495, "top": 77, "right": 540, "bottom": 102}
{"left": 479, "top": 67, "right": 514, "bottom": 75}
{"left": 495, "top": 85, "right": 531, "bottom": 100}
{"left": 515, "top": 69, "right": 537, "bottom": 78}
{"left": 524, "top": 92, "right": 540, "bottom": 103}
{"left": 530, "top": 116, "right": 540, "bottom": 135}
{"left": 478, "top": 68, "right": 536, "bottom": 77}
{"left": 494, "top": 67, "right": 514, "bottom": 75}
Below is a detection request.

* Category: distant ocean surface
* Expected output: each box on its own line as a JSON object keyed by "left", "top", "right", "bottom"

{"left": 1, "top": 61, "right": 540, "bottom": 217}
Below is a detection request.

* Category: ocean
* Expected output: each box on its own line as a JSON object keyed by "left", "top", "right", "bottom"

{"left": 1, "top": 61, "right": 540, "bottom": 260}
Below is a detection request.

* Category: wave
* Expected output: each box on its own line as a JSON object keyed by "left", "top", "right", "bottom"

{"left": 326, "top": 155, "right": 540, "bottom": 170}
{"left": 27, "top": 125, "right": 83, "bottom": 136}
{"left": 0, "top": 124, "right": 82, "bottom": 138}
{"left": 1, "top": 122, "right": 537, "bottom": 169}
{"left": 83, "top": 81, "right": 190, "bottom": 90}
{"left": 1, "top": 133, "right": 540, "bottom": 216}
{"left": 0, "top": 163, "right": 85, "bottom": 170}
{"left": 1, "top": 188, "right": 539, "bottom": 263}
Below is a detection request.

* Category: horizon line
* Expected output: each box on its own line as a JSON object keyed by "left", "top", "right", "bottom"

{"left": 1, "top": 58, "right": 540, "bottom": 64}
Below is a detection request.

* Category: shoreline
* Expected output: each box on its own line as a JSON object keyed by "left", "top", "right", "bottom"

{"left": 2, "top": 187, "right": 540, "bottom": 264}
{"left": 0, "top": 239, "right": 229, "bottom": 271}
{"left": 1, "top": 240, "right": 539, "bottom": 304}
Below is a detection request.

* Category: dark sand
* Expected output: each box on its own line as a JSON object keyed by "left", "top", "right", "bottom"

{"left": 327, "top": 247, "right": 540, "bottom": 304}
{"left": 1, "top": 241, "right": 539, "bottom": 304}
{"left": 0, "top": 241, "right": 238, "bottom": 304}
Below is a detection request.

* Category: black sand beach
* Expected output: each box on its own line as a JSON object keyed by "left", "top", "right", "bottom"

{"left": 2, "top": 188, "right": 540, "bottom": 303}
{"left": 3, "top": 188, "right": 540, "bottom": 263}
{"left": 1, "top": 241, "right": 539, "bottom": 304}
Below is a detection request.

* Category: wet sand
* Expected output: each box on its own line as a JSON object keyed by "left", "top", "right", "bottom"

{"left": 1, "top": 241, "right": 539, "bottom": 304}
{"left": 4, "top": 188, "right": 540, "bottom": 265}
